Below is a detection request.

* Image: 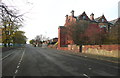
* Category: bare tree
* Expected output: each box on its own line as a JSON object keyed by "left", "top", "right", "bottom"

{"left": 0, "top": 3, "right": 24, "bottom": 47}
{"left": 34, "top": 34, "right": 50, "bottom": 46}
{"left": 66, "top": 20, "right": 90, "bottom": 52}
{"left": 67, "top": 20, "right": 89, "bottom": 44}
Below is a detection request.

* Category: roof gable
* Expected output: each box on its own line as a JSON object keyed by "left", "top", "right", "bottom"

{"left": 78, "top": 11, "right": 90, "bottom": 21}
{"left": 109, "top": 17, "right": 120, "bottom": 25}
{"left": 95, "top": 15, "right": 108, "bottom": 23}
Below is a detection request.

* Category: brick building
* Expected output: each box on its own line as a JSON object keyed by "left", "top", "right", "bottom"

{"left": 58, "top": 10, "right": 113, "bottom": 48}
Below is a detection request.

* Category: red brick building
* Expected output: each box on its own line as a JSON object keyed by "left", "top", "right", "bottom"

{"left": 58, "top": 10, "right": 112, "bottom": 48}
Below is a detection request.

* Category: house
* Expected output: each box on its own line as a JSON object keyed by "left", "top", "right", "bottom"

{"left": 58, "top": 10, "right": 113, "bottom": 48}
{"left": 49, "top": 37, "right": 58, "bottom": 44}
{"left": 109, "top": 17, "right": 120, "bottom": 25}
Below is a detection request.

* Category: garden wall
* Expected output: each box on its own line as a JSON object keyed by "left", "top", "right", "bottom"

{"left": 82, "top": 45, "right": 120, "bottom": 58}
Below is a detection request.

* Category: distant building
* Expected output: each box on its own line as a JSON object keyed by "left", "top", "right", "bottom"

{"left": 58, "top": 10, "right": 114, "bottom": 48}
{"left": 109, "top": 17, "right": 120, "bottom": 25}
{"left": 52, "top": 38, "right": 58, "bottom": 43}
{"left": 49, "top": 37, "right": 58, "bottom": 44}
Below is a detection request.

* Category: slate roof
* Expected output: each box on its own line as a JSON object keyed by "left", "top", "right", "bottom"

{"left": 109, "top": 18, "right": 120, "bottom": 25}
{"left": 94, "top": 16, "right": 102, "bottom": 22}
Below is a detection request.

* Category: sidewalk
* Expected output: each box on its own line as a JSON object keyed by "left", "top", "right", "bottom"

{"left": 47, "top": 48, "right": 120, "bottom": 64}
{"left": 60, "top": 50, "right": 120, "bottom": 64}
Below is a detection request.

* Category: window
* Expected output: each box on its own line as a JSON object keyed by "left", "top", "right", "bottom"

{"left": 83, "top": 16, "right": 86, "bottom": 20}
{"left": 102, "top": 19, "right": 104, "bottom": 22}
{"left": 100, "top": 25, "right": 106, "bottom": 28}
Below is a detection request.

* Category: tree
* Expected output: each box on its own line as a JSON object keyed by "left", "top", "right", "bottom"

{"left": 67, "top": 20, "right": 89, "bottom": 45}
{"left": 30, "top": 34, "right": 50, "bottom": 47}
{"left": 67, "top": 20, "right": 108, "bottom": 45}
{"left": 13, "top": 31, "right": 27, "bottom": 45}
{"left": 67, "top": 20, "right": 89, "bottom": 52}
{"left": 0, "top": 3, "right": 24, "bottom": 47}
{"left": 66, "top": 20, "right": 108, "bottom": 52}
{"left": 84, "top": 24, "right": 106, "bottom": 45}
{"left": 106, "top": 23, "right": 120, "bottom": 44}
{"left": 29, "top": 39, "right": 35, "bottom": 44}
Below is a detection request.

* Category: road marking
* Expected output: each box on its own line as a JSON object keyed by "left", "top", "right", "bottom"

{"left": 17, "top": 66, "right": 20, "bottom": 68}
{"left": 88, "top": 68, "right": 92, "bottom": 70}
{"left": 83, "top": 74, "right": 90, "bottom": 78}
{"left": 1, "top": 52, "right": 14, "bottom": 60}
{"left": 18, "top": 62, "right": 21, "bottom": 65}
{"left": 13, "top": 49, "right": 25, "bottom": 77}
{"left": 15, "top": 70, "right": 18, "bottom": 74}
{"left": 19, "top": 49, "right": 25, "bottom": 63}
{"left": 19, "top": 60, "right": 21, "bottom": 63}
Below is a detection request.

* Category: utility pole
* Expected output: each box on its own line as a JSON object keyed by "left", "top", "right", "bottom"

{"left": 118, "top": 1, "right": 120, "bottom": 18}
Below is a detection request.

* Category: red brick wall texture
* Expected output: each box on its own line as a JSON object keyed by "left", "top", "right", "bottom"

{"left": 83, "top": 45, "right": 120, "bottom": 51}
{"left": 58, "top": 45, "right": 120, "bottom": 58}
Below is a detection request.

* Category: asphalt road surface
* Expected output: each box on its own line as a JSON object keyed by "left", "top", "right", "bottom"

{"left": 2, "top": 44, "right": 119, "bottom": 77}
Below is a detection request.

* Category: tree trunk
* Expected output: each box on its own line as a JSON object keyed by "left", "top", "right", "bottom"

{"left": 8, "top": 42, "right": 10, "bottom": 47}
{"left": 79, "top": 45, "right": 82, "bottom": 52}
{"left": 4, "top": 43, "right": 7, "bottom": 47}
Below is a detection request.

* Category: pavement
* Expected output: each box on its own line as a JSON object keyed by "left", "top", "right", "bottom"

{"left": 53, "top": 48, "right": 120, "bottom": 64}
{"left": 1, "top": 44, "right": 120, "bottom": 77}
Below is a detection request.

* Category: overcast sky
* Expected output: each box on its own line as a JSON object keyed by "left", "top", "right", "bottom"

{"left": 2, "top": 0, "right": 120, "bottom": 43}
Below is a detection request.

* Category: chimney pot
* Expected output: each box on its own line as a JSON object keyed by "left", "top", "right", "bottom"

{"left": 90, "top": 13, "right": 94, "bottom": 20}
{"left": 71, "top": 10, "right": 74, "bottom": 17}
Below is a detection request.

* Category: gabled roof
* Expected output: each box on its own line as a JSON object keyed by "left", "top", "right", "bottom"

{"left": 95, "top": 16, "right": 101, "bottom": 22}
{"left": 94, "top": 14, "right": 108, "bottom": 23}
{"left": 78, "top": 11, "right": 90, "bottom": 21}
{"left": 109, "top": 18, "right": 120, "bottom": 25}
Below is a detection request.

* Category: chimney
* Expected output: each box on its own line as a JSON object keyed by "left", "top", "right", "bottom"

{"left": 71, "top": 10, "right": 74, "bottom": 17}
{"left": 65, "top": 15, "right": 68, "bottom": 22}
{"left": 65, "top": 15, "right": 68, "bottom": 20}
{"left": 90, "top": 13, "right": 94, "bottom": 20}
{"left": 118, "top": 1, "right": 120, "bottom": 18}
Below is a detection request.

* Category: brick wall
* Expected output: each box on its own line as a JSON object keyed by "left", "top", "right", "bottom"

{"left": 58, "top": 44, "right": 120, "bottom": 58}
{"left": 68, "top": 44, "right": 80, "bottom": 52}
{"left": 82, "top": 45, "right": 120, "bottom": 51}
{"left": 58, "top": 26, "right": 67, "bottom": 48}
{"left": 58, "top": 47, "right": 68, "bottom": 51}
{"left": 82, "top": 45, "right": 120, "bottom": 58}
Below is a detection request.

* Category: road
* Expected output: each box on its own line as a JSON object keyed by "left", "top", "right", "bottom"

{"left": 2, "top": 44, "right": 119, "bottom": 77}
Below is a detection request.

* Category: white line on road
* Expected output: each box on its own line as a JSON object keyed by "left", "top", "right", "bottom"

{"left": 1, "top": 52, "right": 14, "bottom": 60}
{"left": 17, "top": 66, "right": 20, "bottom": 68}
{"left": 88, "top": 68, "right": 92, "bottom": 70}
{"left": 15, "top": 70, "right": 18, "bottom": 74}
{"left": 19, "top": 59, "right": 22, "bottom": 63}
{"left": 19, "top": 49, "right": 25, "bottom": 63}
{"left": 13, "top": 49, "right": 25, "bottom": 77}
{"left": 83, "top": 74, "right": 90, "bottom": 78}
{"left": 18, "top": 62, "right": 21, "bottom": 65}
